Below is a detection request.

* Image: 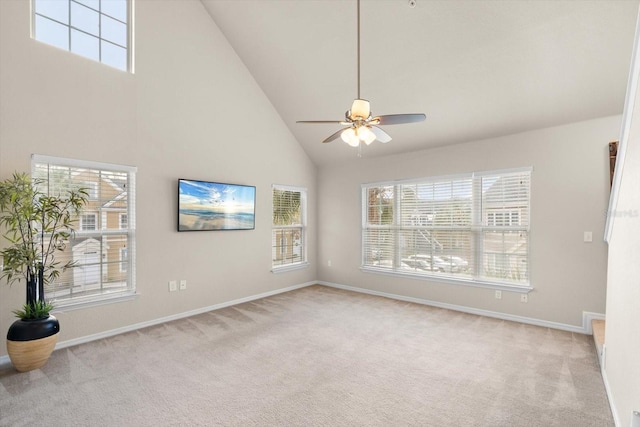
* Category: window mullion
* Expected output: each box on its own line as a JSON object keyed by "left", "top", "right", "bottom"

{"left": 394, "top": 184, "right": 401, "bottom": 268}
{"left": 472, "top": 175, "right": 482, "bottom": 281}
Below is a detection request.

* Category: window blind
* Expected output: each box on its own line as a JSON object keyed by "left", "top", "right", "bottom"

{"left": 362, "top": 168, "right": 531, "bottom": 286}
{"left": 32, "top": 155, "right": 136, "bottom": 303}
{"left": 272, "top": 185, "right": 307, "bottom": 268}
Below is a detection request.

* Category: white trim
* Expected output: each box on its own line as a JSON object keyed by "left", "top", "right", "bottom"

{"left": 0, "top": 281, "right": 316, "bottom": 369}
{"left": 474, "top": 166, "right": 534, "bottom": 177}
{"left": 128, "top": 0, "right": 135, "bottom": 74}
{"left": 601, "top": 358, "right": 621, "bottom": 427}
{"left": 605, "top": 9, "right": 640, "bottom": 243}
{"left": 52, "top": 291, "right": 138, "bottom": 311}
{"left": 360, "top": 266, "right": 533, "bottom": 293}
{"left": 361, "top": 166, "right": 533, "bottom": 188}
{"left": 272, "top": 184, "right": 308, "bottom": 193}
{"left": 583, "top": 311, "right": 606, "bottom": 335}
{"left": 271, "top": 262, "right": 310, "bottom": 274}
{"left": 32, "top": 154, "right": 137, "bottom": 173}
{"left": 318, "top": 280, "right": 597, "bottom": 334}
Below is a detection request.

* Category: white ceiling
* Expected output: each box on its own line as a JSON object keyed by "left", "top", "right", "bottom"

{"left": 202, "top": 0, "right": 640, "bottom": 166}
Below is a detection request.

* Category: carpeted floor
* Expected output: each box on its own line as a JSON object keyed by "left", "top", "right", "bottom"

{"left": 0, "top": 285, "right": 612, "bottom": 426}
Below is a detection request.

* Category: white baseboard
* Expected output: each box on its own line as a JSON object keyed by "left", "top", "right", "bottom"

{"left": 318, "top": 280, "right": 602, "bottom": 335}
{"left": 601, "top": 361, "right": 621, "bottom": 427}
{"left": 583, "top": 311, "right": 606, "bottom": 335}
{"left": 0, "top": 280, "right": 316, "bottom": 369}
{"left": 1, "top": 280, "right": 604, "bottom": 369}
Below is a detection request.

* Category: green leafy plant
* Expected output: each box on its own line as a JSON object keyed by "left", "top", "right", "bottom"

{"left": 12, "top": 300, "right": 55, "bottom": 320}
{"left": 0, "top": 172, "right": 88, "bottom": 320}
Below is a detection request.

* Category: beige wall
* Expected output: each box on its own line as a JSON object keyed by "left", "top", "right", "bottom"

{"left": 0, "top": 0, "right": 317, "bottom": 358}
{"left": 318, "top": 116, "right": 617, "bottom": 328}
{"left": 2, "top": 6, "right": 635, "bottom": 421}
{"left": 605, "top": 39, "right": 640, "bottom": 427}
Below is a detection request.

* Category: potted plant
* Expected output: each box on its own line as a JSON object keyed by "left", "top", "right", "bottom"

{"left": 0, "top": 172, "right": 87, "bottom": 372}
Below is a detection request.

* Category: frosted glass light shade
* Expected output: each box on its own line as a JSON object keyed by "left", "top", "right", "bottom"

{"left": 341, "top": 128, "right": 360, "bottom": 147}
{"left": 358, "top": 126, "right": 376, "bottom": 145}
{"left": 350, "top": 99, "right": 370, "bottom": 119}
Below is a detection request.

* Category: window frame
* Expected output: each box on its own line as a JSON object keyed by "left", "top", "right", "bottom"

{"left": 80, "top": 212, "right": 97, "bottom": 230}
{"left": 119, "top": 212, "right": 128, "bottom": 230}
{"left": 31, "top": 0, "right": 134, "bottom": 73}
{"left": 271, "top": 184, "right": 309, "bottom": 273}
{"left": 361, "top": 168, "right": 532, "bottom": 293}
{"left": 31, "top": 154, "right": 138, "bottom": 309}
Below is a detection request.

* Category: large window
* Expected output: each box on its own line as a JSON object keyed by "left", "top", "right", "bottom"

{"left": 362, "top": 168, "right": 531, "bottom": 288}
{"left": 32, "top": 0, "right": 132, "bottom": 72}
{"left": 272, "top": 185, "right": 307, "bottom": 271}
{"left": 32, "top": 154, "right": 136, "bottom": 306}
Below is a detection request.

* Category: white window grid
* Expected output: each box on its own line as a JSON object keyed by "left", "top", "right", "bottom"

{"left": 31, "top": 0, "right": 132, "bottom": 72}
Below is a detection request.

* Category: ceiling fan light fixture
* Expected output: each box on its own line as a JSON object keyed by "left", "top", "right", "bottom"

{"left": 341, "top": 128, "right": 360, "bottom": 147}
{"left": 358, "top": 126, "right": 376, "bottom": 145}
{"left": 295, "top": 0, "right": 426, "bottom": 152}
{"left": 350, "top": 98, "right": 370, "bottom": 120}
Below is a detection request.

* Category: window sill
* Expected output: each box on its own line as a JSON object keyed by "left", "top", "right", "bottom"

{"left": 51, "top": 291, "right": 138, "bottom": 313}
{"left": 360, "top": 266, "right": 532, "bottom": 293}
{"left": 272, "top": 262, "right": 310, "bottom": 274}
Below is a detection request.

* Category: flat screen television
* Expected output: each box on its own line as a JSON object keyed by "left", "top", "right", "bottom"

{"left": 178, "top": 179, "right": 256, "bottom": 231}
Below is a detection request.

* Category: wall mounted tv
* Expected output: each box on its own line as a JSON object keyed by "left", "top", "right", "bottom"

{"left": 178, "top": 179, "right": 256, "bottom": 231}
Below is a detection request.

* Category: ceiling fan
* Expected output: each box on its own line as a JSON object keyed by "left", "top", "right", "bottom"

{"left": 297, "top": 0, "right": 426, "bottom": 148}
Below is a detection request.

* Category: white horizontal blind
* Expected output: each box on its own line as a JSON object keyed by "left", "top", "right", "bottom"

{"left": 362, "top": 168, "right": 531, "bottom": 286}
{"left": 32, "top": 155, "right": 136, "bottom": 303}
{"left": 272, "top": 185, "right": 306, "bottom": 268}
{"left": 479, "top": 171, "right": 530, "bottom": 284}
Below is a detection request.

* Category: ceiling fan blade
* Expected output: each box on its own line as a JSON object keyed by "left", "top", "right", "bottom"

{"left": 369, "top": 126, "right": 392, "bottom": 143}
{"left": 373, "top": 113, "right": 426, "bottom": 125}
{"left": 297, "top": 120, "right": 346, "bottom": 124}
{"left": 323, "top": 127, "right": 351, "bottom": 143}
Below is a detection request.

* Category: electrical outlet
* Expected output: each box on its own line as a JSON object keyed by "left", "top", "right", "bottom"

{"left": 169, "top": 281, "right": 177, "bottom": 292}
{"left": 328, "top": 260, "right": 332, "bottom": 267}
{"left": 520, "top": 294, "right": 528, "bottom": 303}
{"left": 179, "top": 280, "right": 187, "bottom": 291}
{"left": 584, "top": 231, "right": 593, "bottom": 243}
{"left": 495, "top": 290, "right": 502, "bottom": 299}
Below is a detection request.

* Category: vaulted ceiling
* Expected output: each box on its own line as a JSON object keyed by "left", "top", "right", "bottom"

{"left": 202, "top": 0, "right": 640, "bottom": 166}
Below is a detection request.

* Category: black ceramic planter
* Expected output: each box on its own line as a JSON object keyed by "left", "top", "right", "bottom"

{"left": 7, "top": 315, "right": 59, "bottom": 341}
{"left": 6, "top": 316, "right": 60, "bottom": 372}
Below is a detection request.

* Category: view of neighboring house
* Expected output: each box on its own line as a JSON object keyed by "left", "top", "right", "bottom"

{"left": 366, "top": 171, "right": 530, "bottom": 285}
{"left": 33, "top": 164, "right": 130, "bottom": 300}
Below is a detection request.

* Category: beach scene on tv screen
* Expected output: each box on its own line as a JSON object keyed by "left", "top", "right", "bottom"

{"left": 179, "top": 180, "right": 255, "bottom": 230}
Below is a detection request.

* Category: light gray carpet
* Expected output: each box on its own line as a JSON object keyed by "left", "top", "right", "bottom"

{"left": 0, "top": 285, "right": 612, "bottom": 426}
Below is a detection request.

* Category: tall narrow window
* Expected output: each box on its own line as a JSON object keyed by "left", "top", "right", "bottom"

{"left": 272, "top": 185, "right": 307, "bottom": 271}
{"left": 32, "top": 0, "right": 132, "bottom": 72}
{"left": 32, "top": 154, "right": 137, "bottom": 305}
{"left": 362, "top": 168, "right": 531, "bottom": 288}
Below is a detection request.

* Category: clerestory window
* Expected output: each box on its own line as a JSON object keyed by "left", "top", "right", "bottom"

{"left": 32, "top": 0, "right": 132, "bottom": 72}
